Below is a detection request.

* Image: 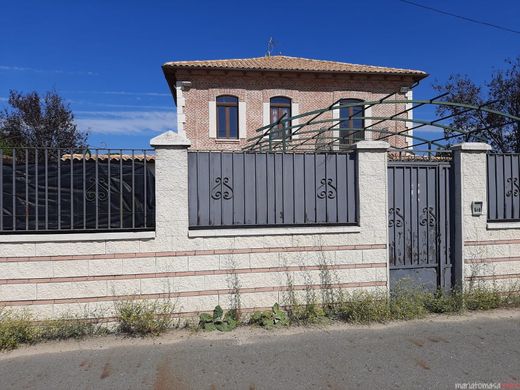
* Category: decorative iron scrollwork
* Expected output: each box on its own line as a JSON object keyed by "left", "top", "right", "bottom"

{"left": 317, "top": 178, "right": 337, "bottom": 199}
{"left": 388, "top": 207, "right": 404, "bottom": 228}
{"left": 419, "top": 206, "right": 436, "bottom": 227}
{"left": 85, "top": 177, "right": 109, "bottom": 202}
{"left": 506, "top": 177, "right": 520, "bottom": 198}
{"left": 211, "top": 177, "right": 233, "bottom": 200}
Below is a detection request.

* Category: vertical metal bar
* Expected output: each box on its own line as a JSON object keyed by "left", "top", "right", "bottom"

{"left": 392, "top": 167, "right": 397, "bottom": 266}
{"left": 493, "top": 155, "right": 499, "bottom": 219}
{"left": 335, "top": 153, "right": 338, "bottom": 223}
{"left": 510, "top": 154, "right": 514, "bottom": 219}
{"left": 293, "top": 153, "right": 296, "bottom": 224}
{"left": 265, "top": 152, "right": 268, "bottom": 224}
{"left": 254, "top": 153, "right": 258, "bottom": 224}
{"left": 12, "top": 148, "right": 16, "bottom": 230}
{"left": 143, "top": 150, "right": 147, "bottom": 228}
{"left": 25, "top": 149, "right": 28, "bottom": 230}
{"left": 416, "top": 167, "right": 420, "bottom": 265}
{"left": 314, "top": 153, "right": 317, "bottom": 223}
{"left": 45, "top": 149, "right": 48, "bottom": 230}
{"left": 131, "top": 150, "right": 135, "bottom": 229}
{"left": 0, "top": 149, "right": 3, "bottom": 231}
{"left": 303, "top": 152, "right": 306, "bottom": 223}
{"left": 242, "top": 152, "right": 246, "bottom": 225}
{"left": 281, "top": 152, "right": 285, "bottom": 224}
{"left": 70, "top": 148, "right": 74, "bottom": 230}
{"left": 425, "top": 167, "right": 430, "bottom": 265}
{"left": 35, "top": 149, "right": 38, "bottom": 231}
{"left": 220, "top": 152, "right": 223, "bottom": 225}
{"left": 324, "top": 153, "right": 328, "bottom": 223}
{"left": 403, "top": 166, "right": 407, "bottom": 266}
{"left": 120, "top": 149, "right": 123, "bottom": 229}
{"left": 95, "top": 149, "right": 99, "bottom": 230}
{"left": 83, "top": 150, "right": 86, "bottom": 229}
{"left": 273, "top": 153, "right": 276, "bottom": 224}
{"left": 107, "top": 149, "right": 111, "bottom": 229}
{"left": 436, "top": 165, "right": 442, "bottom": 288}
{"left": 57, "top": 148, "right": 61, "bottom": 230}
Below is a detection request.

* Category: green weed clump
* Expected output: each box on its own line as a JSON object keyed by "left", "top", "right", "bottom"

{"left": 337, "top": 292, "right": 390, "bottom": 324}
{"left": 250, "top": 303, "right": 289, "bottom": 329}
{"left": 464, "top": 286, "right": 502, "bottom": 311}
{"left": 37, "top": 315, "right": 101, "bottom": 341}
{"left": 198, "top": 305, "right": 238, "bottom": 332}
{"left": 0, "top": 310, "right": 38, "bottom": 351}
{"left": 115, "top": 299, "right": 176, "bottom": 336}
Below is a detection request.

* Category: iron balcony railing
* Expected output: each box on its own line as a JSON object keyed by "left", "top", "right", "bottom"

{"left": 0, "top": 148, "right": 156, "bottom": 233}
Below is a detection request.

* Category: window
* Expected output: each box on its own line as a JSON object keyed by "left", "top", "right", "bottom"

{"left": 270, "top": 96, "right": 292, "bottom": 140}
{"left": 216, "top": 95, "right": 239, "bottom": 139}
{"left": 339, "top": 99, "right": 365, "bottom": 145}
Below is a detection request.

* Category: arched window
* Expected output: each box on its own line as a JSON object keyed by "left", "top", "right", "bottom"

{"left": 216, "top": 95, "right": 239, "bottom": 139}
{"left": 270, "top": 96, "right": 292, "bottom": 140}
{"left": 339, "top": 98, "right": 365, "bottom": 145}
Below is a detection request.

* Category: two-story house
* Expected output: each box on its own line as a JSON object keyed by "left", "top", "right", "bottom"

{"left": 162, "top": 55, "right": 427, "bottom": 151}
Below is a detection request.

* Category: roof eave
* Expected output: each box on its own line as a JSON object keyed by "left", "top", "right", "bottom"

{"left": 163, "top": 63, "right": 428, "bottom": 80}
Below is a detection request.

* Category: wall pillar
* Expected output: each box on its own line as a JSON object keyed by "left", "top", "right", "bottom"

{"left": 353, "top": 140, "right": 391, "bottom": 293}
{"left": 451, "top": 142, "right": 492, "bottom": 289}
{"left": 150, "top": 131, "right": 191, "bottom": 242}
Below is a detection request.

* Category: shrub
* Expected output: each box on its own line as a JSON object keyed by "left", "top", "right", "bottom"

{"left": 0, "top": 310, "right": 38, "bottom": 351}
{"left": 287, "top": 303, "right": 327, "bottom": 325}
{"left": 250, "top": 304, "right": 289, "bottom": 329}
{"left": 464, "top": 286, "right": 501, "bottom": 311}
{"left": 337, "top": 292, "right": 390, "bottom": 323}
{"left": 389, "top": 283, "right": 429, "bottom": 320}
{"left": 199, "top": 305, "right": 237, "bottom": 332}
{"left": 37, "top": 315, "right": 99, "bottom": 340}
{"left": 424, "top": 289, "right": 464, "bottom": 314}
{"left": 114, "top": 299, "right": 176, "bottom": 336}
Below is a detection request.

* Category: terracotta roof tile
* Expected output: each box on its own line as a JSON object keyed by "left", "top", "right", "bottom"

{"left": 163, "top": 55, "right": 427, "bottom": 77}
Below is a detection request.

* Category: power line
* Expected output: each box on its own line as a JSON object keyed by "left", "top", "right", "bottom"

{"left": 399, "top": 0, "right": 520, "bottom": 35}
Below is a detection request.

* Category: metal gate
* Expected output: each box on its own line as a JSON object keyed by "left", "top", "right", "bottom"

{"left": 388, "top": 162, "right": 454, "bottom": 291}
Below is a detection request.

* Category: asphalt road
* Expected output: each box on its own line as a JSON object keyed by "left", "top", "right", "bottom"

{"left": 1, "top": 310, "right": 519, "bottom": 390}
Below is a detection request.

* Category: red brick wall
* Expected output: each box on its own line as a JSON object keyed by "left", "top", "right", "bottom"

{"left": 176, "top": 70, "right": 416, "bottom": 151}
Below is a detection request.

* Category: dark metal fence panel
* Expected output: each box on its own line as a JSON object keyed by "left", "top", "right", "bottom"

{"left": 488, "top": 153, "right": 520, "bottom": 222}
{"left": 0, "top": 148, "right": 155, "bottom": 233}
{"left": 388, "top": 162, "right": 453, "bottom": 291}
{"left": 188, "top": 151, "right": 358, "bottom": 228}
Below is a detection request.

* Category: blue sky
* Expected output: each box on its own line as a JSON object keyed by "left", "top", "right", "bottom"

{"left": 1, "top": 0, "right": 519, "bottom": 149}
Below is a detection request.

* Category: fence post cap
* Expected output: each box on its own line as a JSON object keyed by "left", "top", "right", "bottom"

{"left": 451, "top": 142, "right": 492, "bottom": 152}
{"left": 352, "top": 140, "right": 390, "bottom": 151}
{"left": 150, "top": 131, "right": 191, "bottom": 148}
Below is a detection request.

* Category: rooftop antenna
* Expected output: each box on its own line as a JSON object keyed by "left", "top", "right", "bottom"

{"left": 266, "top": 37, "right": 275, "bottom": 57}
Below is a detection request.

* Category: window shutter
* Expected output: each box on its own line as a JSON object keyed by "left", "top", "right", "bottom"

{"left": 238, "top": 101, "right": 247, "bottom": 139}
{"left": 364, "top": 106, "right": 372, "bottom": 140}
{"left": 209, "top": 101, "right": 216, "bottom": 138}
{"left": 262, "top": 102, "right": 270, "bottom": 127}
{"left": 291, "top": 102, "right": 299, "bottom": 138}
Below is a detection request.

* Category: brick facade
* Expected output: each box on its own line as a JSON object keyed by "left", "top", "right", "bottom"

{"left": 173, "top": 70, "right": 417, "bottom": 151}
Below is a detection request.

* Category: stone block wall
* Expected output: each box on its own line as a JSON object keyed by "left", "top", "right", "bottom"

{"left": 0, "top": 133, "right": 389, "bottom": 320}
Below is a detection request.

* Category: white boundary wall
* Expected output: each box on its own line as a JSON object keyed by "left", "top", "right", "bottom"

{"left": 452, "top": 143, "right": 520, "bottom": 291}
{"left": 0, "top": 132, "right": 390, "bottom": 320}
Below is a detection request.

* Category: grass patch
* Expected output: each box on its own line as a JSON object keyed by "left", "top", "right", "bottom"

{"left": 114, "top": 299, "right": 177, "bottom": 337}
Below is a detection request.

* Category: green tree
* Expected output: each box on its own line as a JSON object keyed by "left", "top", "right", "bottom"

{"left": 433, "top": 56, "right": 520, "bottom": 152}
{"left": 0, "top": 90, "right": 87, "bottom": 149}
